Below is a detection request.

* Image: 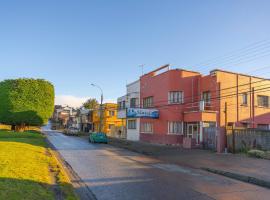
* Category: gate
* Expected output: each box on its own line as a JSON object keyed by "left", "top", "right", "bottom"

{"left": 203, "top": 127, "right": 217, "bottom": 151}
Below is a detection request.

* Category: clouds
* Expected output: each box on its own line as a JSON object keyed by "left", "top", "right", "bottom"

{"left": 55, "top": 95, "right": 116, "bottom": 108}
{"left": 55, "top": 95, "right": 89, "bottom": 108}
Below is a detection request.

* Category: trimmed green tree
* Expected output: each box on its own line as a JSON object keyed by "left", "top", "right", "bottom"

{"left": 0, "top": 78, "right": 55, "bottom": 131}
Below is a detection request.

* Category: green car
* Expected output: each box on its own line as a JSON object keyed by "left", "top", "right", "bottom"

{"left": 89, "top": 132, "right": 108, "bottom": 144}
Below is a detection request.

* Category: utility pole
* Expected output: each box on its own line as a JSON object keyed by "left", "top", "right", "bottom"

{"left": 91, "top": 83, "right": 104, "bottom": 133}
{"left": 224, "top": 102, "right": 228, "bottom": 152}
{"left": 252, "top": 87, "right": 255, "bottom": 128}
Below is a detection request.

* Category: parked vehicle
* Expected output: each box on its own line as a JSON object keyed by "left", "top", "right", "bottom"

{"left": 66, "top": 127, "right": 79, "bottom": 134}
{"left": 89, "top": 132, "right": 108, "bottom": 143}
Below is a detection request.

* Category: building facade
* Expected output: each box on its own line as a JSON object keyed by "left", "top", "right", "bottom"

{"left": 139, "top": 65, "right": 270, "bottom": 152}
{"left": 92, "top": 103, "right": 123, "bottom": 135}
{"left": 117, "top": 80, "right": 141, "bottom": 141}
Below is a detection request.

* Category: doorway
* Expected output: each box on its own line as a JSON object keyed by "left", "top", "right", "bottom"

{"left": 187, "top": 123, "right": 200, "bottom": 144}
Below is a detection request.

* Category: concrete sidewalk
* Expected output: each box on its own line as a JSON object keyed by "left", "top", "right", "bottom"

{"left": 108, "top": 137, "right": 270, "bottom": 188}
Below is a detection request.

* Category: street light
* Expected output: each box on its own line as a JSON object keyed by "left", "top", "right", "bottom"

{"left": 91, "top": 83, "right": 104, "bottom": 133}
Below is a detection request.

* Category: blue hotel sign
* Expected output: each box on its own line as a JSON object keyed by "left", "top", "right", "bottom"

{"left": 127, "top": 108, "right": 159, "bottom": 119}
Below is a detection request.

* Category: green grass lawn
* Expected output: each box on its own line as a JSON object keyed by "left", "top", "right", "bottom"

{"left": 0, "top": 131, "right": 78, "bottom": 200}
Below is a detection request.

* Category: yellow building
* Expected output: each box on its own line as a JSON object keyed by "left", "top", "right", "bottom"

{"left": 92, "top": 103, "right": 124, "bottom": 136}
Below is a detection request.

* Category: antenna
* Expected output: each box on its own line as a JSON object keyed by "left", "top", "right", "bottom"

{"left": 139, "top": 64, "right": 144, "bottom": 76}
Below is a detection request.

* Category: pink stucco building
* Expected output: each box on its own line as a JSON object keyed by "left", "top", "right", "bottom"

{"left": 139, "top": 65, "right": 270, "bottom": 152}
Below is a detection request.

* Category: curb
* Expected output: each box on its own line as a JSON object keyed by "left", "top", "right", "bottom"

{"left": 44, "top": 135, "right": 97, "bottom": 200}
{"left": 202, "top": 167, "right": 270, "bottom": 189}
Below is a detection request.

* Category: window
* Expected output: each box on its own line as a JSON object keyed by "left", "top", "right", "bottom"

{"left": 168, "top": 91, "right": 184, "bottom": 104}
{"left": 109, "top": 111, "right": 115, "bottom": 117}
{"left": 257, "top": 124, "right": 269, "bottom": 130}
{"left": 168, "top": 122, "right": 182, "bottom": 134}
{"left": 128, "top": 120, "right": 137, "bottom": 129}
{"left": 143, "top": 97, "right": 153, "bottom": 108}
{"left": 141, "top": 123, "right": 153, "bottom": 133}
{"left": 108, "top": 124, "right": 114, "bottom": 130}
{"left": 130, "top": 98, "right": 138, "bottom": 108}
{"left": 117, "top": 102, "right": 122, "bottom": 110}
{"left": 118, "top": 101, "right": 126, "bottom": 110}
{"left": 242, "top": 93, "right": 248, "bottom": 105}
{"left": 202, "top": 91, "right": 211, "bottom": 105}
{"left": 258, "top": 95, "right": 269, "bottom": 107}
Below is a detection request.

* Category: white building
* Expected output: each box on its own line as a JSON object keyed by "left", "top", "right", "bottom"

{"left": 117, "top": 80, "right": 140, "bottom": 141}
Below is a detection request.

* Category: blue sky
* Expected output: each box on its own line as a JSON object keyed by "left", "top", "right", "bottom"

{"left": 1, "top": 0, "right": 270, "bottom": 107}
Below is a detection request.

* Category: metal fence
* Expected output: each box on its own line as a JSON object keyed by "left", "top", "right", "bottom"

{"left": 203, "top": 127, "right": 218, "bottom": 151}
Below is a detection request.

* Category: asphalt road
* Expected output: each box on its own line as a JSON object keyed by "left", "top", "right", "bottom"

{"left": 43, "top": 129, "right": 270, "bottom": 200}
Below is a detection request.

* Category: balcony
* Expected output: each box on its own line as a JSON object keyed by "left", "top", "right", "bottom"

{"left": 184, "top": 101, "right": 217, "bottom": 122}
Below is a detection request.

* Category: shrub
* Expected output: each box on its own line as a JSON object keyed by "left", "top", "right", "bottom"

{"left": 0, "top": 79, "right": 54, "bottom": 130}
{"left": 247, "top": 149, "right": 265, "bottom": 159}
{"left": 263, "top": 151, "right": 270, "bottom": 160}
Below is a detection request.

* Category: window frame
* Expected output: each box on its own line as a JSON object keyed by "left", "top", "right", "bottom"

{"left": 257, "top": 95, "right": 269, "bottom": 107}
{"left": 108, "top": 111, "right": 115, "bottom": 117}
{"left": 128, "top": 119, "right": 137, "bottom": 129}
{"left": 202, "top": 91, "right": 211, "bottom": 105}
{"left": 242, "top": 92, "right": 248, "bottom": 105}
{"left": 168, "top": 91, "right": 184, "bottom": 104}
{"left": 168, "top": 121, "right": 183, "bottom": 135}
{"left": 141, "top": 122, "right": 153, "bottom": 133}
{"left": 143, "top": 96, "right": 154, "bottom": 108}
{"left": 130, "top": 98, "right": 138, "bottom": 108}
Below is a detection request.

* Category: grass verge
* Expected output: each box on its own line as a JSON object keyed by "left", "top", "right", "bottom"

{"left": 0, "top": 130, "right": 78, "bottom": 200}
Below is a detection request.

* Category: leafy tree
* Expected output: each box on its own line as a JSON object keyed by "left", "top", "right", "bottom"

{"left": 0, "top": 78, "right": 55, "bottom": 131}
{"left": 83, "top": 98, "right": 99, "bottom": 109}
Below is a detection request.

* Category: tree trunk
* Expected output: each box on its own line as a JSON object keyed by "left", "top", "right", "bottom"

{"left": 15, "top": 123, "right": 26, "bottom": 132}
{"left": 11, "top": 125, "right": 16, "bottom": 131}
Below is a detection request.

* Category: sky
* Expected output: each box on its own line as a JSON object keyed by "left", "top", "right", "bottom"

{"left": 1, "top": 0, "right": 270, "bottom": 107}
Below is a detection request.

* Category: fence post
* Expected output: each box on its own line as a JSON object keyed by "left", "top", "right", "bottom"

{"left": 232, "top": 127, "right": 235, "bottom": 153}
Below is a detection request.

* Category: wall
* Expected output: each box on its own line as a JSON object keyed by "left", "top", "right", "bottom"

{"left": 140, "top": 133, "right": 183, "bottom": 145}
{"left": 127, "top": 118, "right": 140, "bottom": 141}
{"left": 92, "top": 103, "right": 123, "bottom": 134}
{"left": 140, "top": 69, "right": 201, "bottom": 144}
{"left": 215, "top": 70, "right": 270, "bottom": 128}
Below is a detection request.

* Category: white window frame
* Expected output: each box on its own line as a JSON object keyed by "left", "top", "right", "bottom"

{"left": 168, "top": 91, "right": 184, "bottom": 104}
{"left": 168, "top": 121, "right": 183, "bottom": 135}
{"left": 128, "top": 119, "right": 137, "bottom": 129}
{"left": 141, "top": 122, "right": 153, "bottom": 133}
{"left": 202, "top": 91, "right": 211, "bottom": 105}
{"left": 242, "top": 93, "right": 248, "bottom": 105}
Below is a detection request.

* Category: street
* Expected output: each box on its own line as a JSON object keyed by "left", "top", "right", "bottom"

{"left": 42, "top": 129, "right": 270, "bottom": 200}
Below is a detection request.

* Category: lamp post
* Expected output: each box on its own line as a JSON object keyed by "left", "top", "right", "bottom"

{"left": 91, "top": 83, "right": 104, "bottom": 133}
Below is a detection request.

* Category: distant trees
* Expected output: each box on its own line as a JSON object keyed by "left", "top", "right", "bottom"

{"left": 83, "top": 98, "right": 99, "bottom": 109}
{"left": 0, "top": 78, "right": 55, "bottom": 131}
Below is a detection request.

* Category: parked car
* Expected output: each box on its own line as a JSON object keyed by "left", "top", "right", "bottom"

{"left": 66, "top": 127, "right": 79, "bottom": 134}
{"left": 89, "top": 132, "right": 108, "bottom": 143}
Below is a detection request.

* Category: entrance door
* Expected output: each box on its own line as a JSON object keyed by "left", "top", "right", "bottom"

{"left": 187, "top": 123, "right": 200, "bottom": 144}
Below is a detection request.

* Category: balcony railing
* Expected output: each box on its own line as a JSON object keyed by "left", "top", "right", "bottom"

{"left": 184, "top": 101, "right": 215, "bottom": 112}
